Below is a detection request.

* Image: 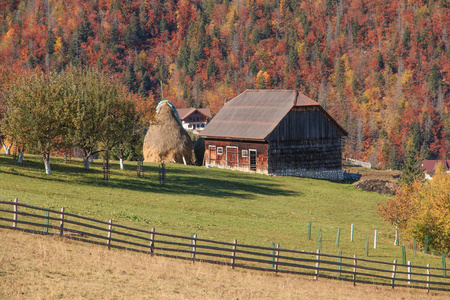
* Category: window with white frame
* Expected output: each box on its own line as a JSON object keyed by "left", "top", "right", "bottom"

{"left": 217, "top": 147, "right": 223, "bottom": 155}
{"left": 242, "top": 150, "right": 248, "bottom": 157}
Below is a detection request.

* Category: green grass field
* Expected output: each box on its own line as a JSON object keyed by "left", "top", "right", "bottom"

{"left": 0, "top": 154, "right": 447, "bottom": 269}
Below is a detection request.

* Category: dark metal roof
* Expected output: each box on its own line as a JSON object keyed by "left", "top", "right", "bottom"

{"left": 200, "top": 89, "right": 346, "bottom": 141}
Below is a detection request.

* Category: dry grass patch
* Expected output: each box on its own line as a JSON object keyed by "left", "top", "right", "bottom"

{"left": 1, "top": 229, "right": 448, "bottom": 299}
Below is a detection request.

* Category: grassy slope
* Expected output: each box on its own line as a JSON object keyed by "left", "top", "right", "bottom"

{"left": 3, "top": 228, "right": 447, "bottom": 300}
{"left": 0, "top": 154, "right": 446, "bottom": 268}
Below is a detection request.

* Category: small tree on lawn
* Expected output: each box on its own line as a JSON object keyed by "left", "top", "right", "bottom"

{"left": 380, "top": 163, "right": 450, "bottom": 252}
{"left": 378, "top": 184, "right": 417, "bottom": 245}
{"left": 1, "top": 72, "right": 71, "bottom": 174}
{"left": 406, "top": 163, "right": 450, "bottom": 253}
{"left": 0, "top": 64, "right": 27, "bottom": 155}
{"left": 64, "top": 67, "right": 129, "bottom": 170}
{"left": 107, "top": 96, "right": 143, "bottom": 170}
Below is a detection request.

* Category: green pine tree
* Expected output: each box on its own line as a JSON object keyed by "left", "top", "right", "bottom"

{"left": 401, "top": 142, "right": 422, "bottom": 185}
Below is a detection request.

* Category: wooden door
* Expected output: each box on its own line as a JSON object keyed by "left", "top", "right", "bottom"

{"left": 209, "top": 145, "right": 216, "bottom": 166}
{"left": 226, "top": 146, "right": 239, "bottom": 168}
{"left": 249, "top": 149, "right": 257, "bottom": 171}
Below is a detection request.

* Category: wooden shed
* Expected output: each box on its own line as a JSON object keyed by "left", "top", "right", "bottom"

{"left": 199, "top": 90, "right": 348, "bottom": 180}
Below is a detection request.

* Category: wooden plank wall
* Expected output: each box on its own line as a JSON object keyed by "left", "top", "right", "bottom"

{"left": 204, "top": 140, "right": 268, "bottom": 173}
{"left": 269, "top": 107, "right": 344, "bottom": 141}
{"left": 268, "top": 137, "right": 342, "bottom": 172}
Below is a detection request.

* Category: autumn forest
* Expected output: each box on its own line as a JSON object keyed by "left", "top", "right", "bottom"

{"left": 1, "top": 0, "right": 449, "bottom": 169}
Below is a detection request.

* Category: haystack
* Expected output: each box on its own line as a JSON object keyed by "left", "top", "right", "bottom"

{"left": 143, "top": 102, "right": 193, "bottom": 164}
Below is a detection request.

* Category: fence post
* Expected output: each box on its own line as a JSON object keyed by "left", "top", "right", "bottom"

{"left": 351, "top": 224, "right": 354, "bottom": 242}
{"left": 365, "top": 236, "right": 369, "bottom": 257}
{"left": 336, "top": 227, "right": 341, "bottom": 248}
{"left": 391, "top": 260, "right": 397, "bottom": 289}
{"left": 353, "top": 254, "right": 357, "bottom": 286}
{"left": 231, "top": 239, "right": 237, "bottom": 269}
{"left": 59, "top": 207, "right": 65, "bottom": 236}
{"left": 443, "top": 253, "right": 447, "bottom": 277}
{"left": 191, "top": 233, "right": 197, "bottom": 261}
{"left": 107, "top": 219, "right": 112, "bottom": 250}
{"left": 427, "top": 264, "right": 430, "bottom": 293}
{"left": 374, "top": 230, "right": 377, "bottom": 249}
{"left": 314, "top": 249, "right": 320, "bottom": 280}
{"left": 402, "top": 246, "right": 406, "bottom": 265}
{"left": 150, "top": 228, "right": 155, "bottom": 255}
{"left": 337, "top": 251, "right": 342, "bottom": 278}
{"left": 424, "top": 235, "right": 429, "bottom": 254}
{"left": 275, "top": 244, "right": 280, "bottom": 273}
{"left": 271, "top": 242, "right": 275, "bottom": 267}
{"left": 44, "top": 210, "right": 49, "bottom": 234}
{"left": 318, "top": 229, "right": 322, "bottom": 251}
{"left": 13, "top": 198, "right": 18, "bottom": 228}
{"left": 307, "top": 221, "right": 311, "bottom": 240}
{"left": 407, "top": 261, "right": 411, "bottom": 284}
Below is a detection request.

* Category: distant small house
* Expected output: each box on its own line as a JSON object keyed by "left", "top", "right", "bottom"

{"left": 199, "top": 89, "right": 348, "bottom": 180}
{"left": 421, "top": 160, "right": 450, "bottom": 179}
{"left": 177, "top": 108, "right": 212, "bottom": 131}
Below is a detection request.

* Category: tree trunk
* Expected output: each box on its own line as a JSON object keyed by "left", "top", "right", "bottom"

{"left": 83, "top": 157, "right": 90, "bottom": 170}
{"left": 394, "top": 225, "right": 399, "bottom": 246}
{"left": 2, "top": 141, "right": 12, "bottom": 155}
{"left": 43, "top": 153, "right": 52, "bottom": 175}
{"left": 120, "top": 158, "right": 124, "bottom": 170}
{"left": 18, "top": 152, "right": 24, "bottom": 164}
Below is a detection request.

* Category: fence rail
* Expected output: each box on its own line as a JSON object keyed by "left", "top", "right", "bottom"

{"left": 1, "top": 200, "right": 449, "bottom": 292}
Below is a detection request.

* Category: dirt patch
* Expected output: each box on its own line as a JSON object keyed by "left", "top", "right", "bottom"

{"left": 342, "top": 161, "right": 402, "bottom": 183}
{"left": 353, "top": 179, "right": 398, "bottom": 195}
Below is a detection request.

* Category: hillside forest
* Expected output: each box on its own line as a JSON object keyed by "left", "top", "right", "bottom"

{"left": 1, "top": 0, "right": 449, "bottom": 169}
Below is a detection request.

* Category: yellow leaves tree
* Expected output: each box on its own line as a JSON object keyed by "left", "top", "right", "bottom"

{"left": 255, "top": 70, "right": 271, "bottom": 89}
{"left": 406, "top": 164, "right": 450, "bottom": 253}
{"left": 379, "top": 163, "right": 450, "bottom": 253}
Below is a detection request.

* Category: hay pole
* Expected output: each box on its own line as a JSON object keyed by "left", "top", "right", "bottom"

{"left": 318, "top": 229, "right": 322, "bottom": 251}
{"left": 424, "top": 235, "right": 429, "bottom": 254}
{"left": 336, "top": 227, "right": 340, "bottom": 247}
{"left": 103, "top": 151, "right": 110, "bottom": 181}
{"left": 443, "top": 253, "right": 447, "bottom": 277}
{"left": 137, "top": 157, "right": 144, "bottom": 178}
{"left": 374, "top": 230, "right": 377, "bottom": 249}
{"left": 307, "top": 221, "right": 311, "bottom": 240}
{"left": 159, "top": 163, "right": 166, "bottom": 185}
{"left": 350, "top": 224, "right": 354, "bottom": 242}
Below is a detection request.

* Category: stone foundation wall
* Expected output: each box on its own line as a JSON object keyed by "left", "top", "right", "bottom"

{"left": 271, "top": 168, "right": 344, "bottom": 180}
{"left": 207, "top": 162, "right": 269, "bottom": 175}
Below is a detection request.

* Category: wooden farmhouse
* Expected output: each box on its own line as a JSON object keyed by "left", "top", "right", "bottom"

{"left": 199, "top": 90, "right": 348, "bottom": 180}
{"left": 177, "top": 108, "right": 212, "bottom": 131}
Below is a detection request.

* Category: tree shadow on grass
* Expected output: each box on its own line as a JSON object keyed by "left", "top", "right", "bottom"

{"left": 0, "top": 156, "right": 299, "bottom": 199}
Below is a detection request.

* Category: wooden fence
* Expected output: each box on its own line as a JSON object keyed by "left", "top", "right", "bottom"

{"left": 0, "top": 199, "right": 449, "bottom": 292}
